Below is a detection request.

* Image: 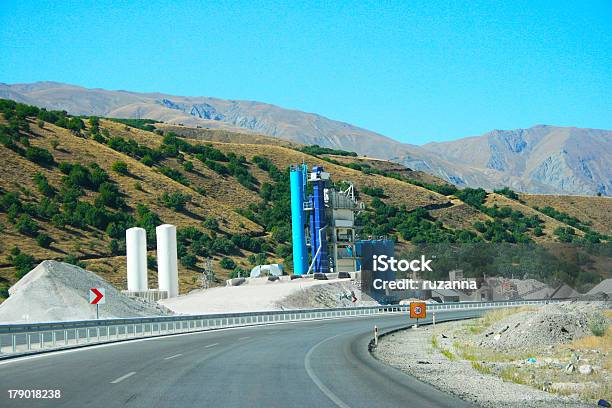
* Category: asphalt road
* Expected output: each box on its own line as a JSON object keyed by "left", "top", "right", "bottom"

{"left": 0, "top": 309, "right": 485, "bottom": 408}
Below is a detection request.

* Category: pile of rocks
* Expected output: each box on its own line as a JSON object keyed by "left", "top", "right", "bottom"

{"left": 475, "top": 302, "right": 609, "bottom": 352}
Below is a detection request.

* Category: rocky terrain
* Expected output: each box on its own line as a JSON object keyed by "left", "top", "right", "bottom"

{"left": 2, "top": 81, "right": 610, "bottom": 196}
{"left": 373, "top": 302, "right": 611, "bottom": 407}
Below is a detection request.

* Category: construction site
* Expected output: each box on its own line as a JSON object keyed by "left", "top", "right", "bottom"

{"left": 0, "top": 163, "right": 608, "bottom": 324}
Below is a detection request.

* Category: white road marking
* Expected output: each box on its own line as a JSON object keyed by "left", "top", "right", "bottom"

{"left": 304, "top": 334, "right": 351, "bottom": 408}
{"left": 110, "top": 371, "right": 136, "bottom": 384}
{"left": 205, "top": 343, "right": 219, "bottom": 348}
{"left": 164, "top": 353, "right": 182, "bottom": 360}
{"left": 238, "top": 336, "right": 251, "bottom": 341}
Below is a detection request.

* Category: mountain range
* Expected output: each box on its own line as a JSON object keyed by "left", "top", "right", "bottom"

{"left": 1, "top": 81, "right": 609, "bottom": 196}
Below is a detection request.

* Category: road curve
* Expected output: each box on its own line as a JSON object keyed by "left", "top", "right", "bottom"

{"left": 0, "top": 309, "right": 484, "bottom": 408}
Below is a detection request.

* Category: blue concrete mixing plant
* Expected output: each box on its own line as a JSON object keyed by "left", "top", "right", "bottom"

{"left": 289, "top": 165, "right": 308, "bottom": 275}
{"left": 309, "top": 166, "right": 329, "bottom": 273}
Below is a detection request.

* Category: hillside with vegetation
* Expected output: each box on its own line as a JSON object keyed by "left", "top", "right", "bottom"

{"left": 0, "top": 99, "right": 609, "bottom": 301}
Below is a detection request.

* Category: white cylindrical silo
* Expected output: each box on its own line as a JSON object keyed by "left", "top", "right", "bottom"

{"left": 126, "top": 227, "right": 148, "bottom": 291}
{"left": 156, "top": 224, "right": 179, "bottom": 298}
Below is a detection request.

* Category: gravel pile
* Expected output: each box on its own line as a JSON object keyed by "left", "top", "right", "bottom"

{"left": 475, "top": 302, "right": 608, "bottom": 352}
{"left": 0, "top": 260, "right": 171, "bottom": 323}
{"left": 275, "top": 281, "right": 378, "bottom": 309}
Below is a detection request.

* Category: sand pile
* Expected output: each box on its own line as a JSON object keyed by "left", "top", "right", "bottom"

{"left": 0, "top": 260, "right": 171, "bottom": 323}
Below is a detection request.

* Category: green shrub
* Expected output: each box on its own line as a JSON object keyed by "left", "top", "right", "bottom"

{"left": 159, "top": 166, "right": 189, "bottom": 185}
{"left": 25, "top": 146, "right": 55, "bottom": 166}
{"left": 33, "top": 173, "right": 56, "bottom": 197}
{"left": 229, "top": 267, "right": 247, "bottom": 278}
{"left": 219, "top": 257, "right": 236, "bottom": 270}
{"left": 180, "top": 254, "right": 197, "bottom": 268}
{"left": 9, "top": 248, "right": 36, "bottom": 278}
{"left": 362, "top": 186, "right": 386, "bottom": 198}
{"left": 111, "top": 161, "right": 129, "bottom": 175}
{"left": 63, "top": 254, "right": 86, "bottom": 268}
{"left": 202, "top": 217, "right": 219, "bottom": 231}
{"left": 16, "top": 214, "right": 39, "bottom": 236}
{"left": 36, "top": 233, "right": 53, "bottom": 248}
{"left": 494, "top": 187, "right": 519, "bottom": 200}
{"left": 161, "top": 191, "right": 191, "bottom": 211}
{"left": 182, "top": 161, "right": 194, "bottom": 172}
{"left": 589, "top": 316, "right": 607, "bottom": 337}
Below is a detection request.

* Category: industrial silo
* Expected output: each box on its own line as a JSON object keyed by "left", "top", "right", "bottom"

{"left": 156, "top": 224, "right": 179, "bottom": 298}
{"left": 126, "top": 227, "right": 148, "bottom": 291}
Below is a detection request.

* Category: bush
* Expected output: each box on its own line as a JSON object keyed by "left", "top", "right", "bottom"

{"left": 180, "top": 254, "right": 197, "bottom": 268}
{"left": 63, "top": 254, "right": 86, "bottom": 268}
{"left": 96, "top": 182, "right": 125, "bottom": 208}
{"left": 161, "top": 192, "right": 191, "bottom": 211}
{"left": 589, "top": 316, "right": 607, "bottom": 337}
{"left": 109, "top": 239, "right": 120, "bottom": 255}
{"left": 33, "top": 173, "right": 56, "bottom": 197}
{"left": 25, "top": 146, "right": 55, "bottom": 166}
{"left": 202, "top": 217, "right": 219, "bottom": 231}
{"left": 159, "top": 166, "right": 189, "bottom": 185}
{"left": 229, "top": 267, "right": 247, "bottom": 278}
{"left": 219, "top": 257, "right": 236, "bottom": 270}
{"left": 494, "top": 187, "right": 519, "bottom": 200}
{"left": 111, "top": 161, "right": 129, "bottom": 175}
{"left": 36, "top": 233, "right": 53, "bottom": 248}
{"left": 16, "top": 214, "right": 39, "bottom": 236}
{"left": 9, "top": 248, "right": 36, "bottom": 278}
{"left": 362, "top": 186, "right": 386, "bottom": 198}
{"left": 182, "top": 161, "right": 194, "bottom": 172}
{"left": 0, "top": 286, "right": 8, "bottom": 298}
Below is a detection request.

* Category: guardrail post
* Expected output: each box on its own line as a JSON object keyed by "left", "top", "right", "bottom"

{"left": 12, "top": 335, "right": 16, "bottom": 353}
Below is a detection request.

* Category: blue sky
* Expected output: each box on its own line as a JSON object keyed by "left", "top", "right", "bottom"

{"left": 1, "top": 0, "right": 610, "bottom": 144}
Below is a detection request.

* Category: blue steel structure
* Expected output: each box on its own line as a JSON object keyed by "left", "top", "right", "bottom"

{"left": 308, "top": 166, "right": 329, "bottom": 273}
{"left": 289, "top": 166, "right": 308, "bottom": 275}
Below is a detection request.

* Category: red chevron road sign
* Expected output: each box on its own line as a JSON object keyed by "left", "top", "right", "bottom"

{"left": 89, "top": 288, "right": 106, "bottom": 305}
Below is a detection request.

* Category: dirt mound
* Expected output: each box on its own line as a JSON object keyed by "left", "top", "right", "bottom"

{"left": 0, "top": 260, "right": 171, "bottom": 323}
{"left": 475, "top": 302, "right": 610, "bottom": 352}
{"left": 275, "top": 281, "right": 378, "bottom": 309}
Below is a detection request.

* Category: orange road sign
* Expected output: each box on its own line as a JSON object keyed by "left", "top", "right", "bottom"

{"left": 410, "top": 302, "right": 426, "bottom": 319}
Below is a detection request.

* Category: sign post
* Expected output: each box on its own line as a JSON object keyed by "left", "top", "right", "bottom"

{"left": 410, "top": 302, "right": 427, "bottom": 327}
{"left": 89, "top": 288, "right": 106, "bottom": 319}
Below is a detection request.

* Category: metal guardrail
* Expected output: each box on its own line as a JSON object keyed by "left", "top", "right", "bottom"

{"left": 0, "top": 299, "right": 562, "bottom": 356}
